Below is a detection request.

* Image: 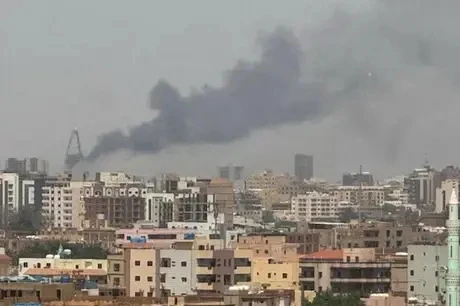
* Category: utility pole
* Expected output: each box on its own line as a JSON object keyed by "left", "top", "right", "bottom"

{"left": 358, "top": 165, "right": 363, "bottom": 223}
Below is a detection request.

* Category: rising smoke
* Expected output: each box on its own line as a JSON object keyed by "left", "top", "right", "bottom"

{"left": 87, "top": 1, "right": 460, "bottom": 165}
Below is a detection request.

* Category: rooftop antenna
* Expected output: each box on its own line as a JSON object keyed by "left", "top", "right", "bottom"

{"left": 64, "top": 129, "right": 84, "bottom": 170}
{"left": 423, "top": 153, "right": 430, "bottom": 169}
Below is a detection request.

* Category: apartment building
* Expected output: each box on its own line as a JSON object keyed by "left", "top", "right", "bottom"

{"left": 18, "top": 257, "right": 108, "bottom": 277}
{"left": 407, "top": 243, "right": 447, "bottom": 304}
{"left": 160, "top": 241, "right": 196, "bottom": 296}
{"left": 143, "top": 192, "right": 174, "bottom": 226}
{"left": 435, "top": 179, "right": 460, "bottom": 213}
{"left": 206, "top": 178, "right": 234, "bottom": 230}
{"left": 299, "top": 248, "right": 394, "bottom": 298}
{"left": 245, "top": 170, "right": 293, "bottom": 209}
{"left": 332, "top": 186, "right": 385, "bottom": 206}
{"left": 405, "top": 166, "right": 440, "bottom": 206}
{"left": 107, "top": 254, "right": 125, "bottom": 291}
{"left": 237, "top": 232, "right": 320, "bottom": 257}
{"left": 41, "top": 177, "right": 86, "bottom": 229}
{"left": 252, "top": 257, "right": 299, "bottom": 290}
{"left": 291, "top": 192, "right": 357, "bottom": 221}
{"left": 234, "top": 248, "right": 252, "bottom": 284}
{"left": 83, "top": 182, "right": 145, "bottom": 227}
{"left": 123, "top": 244, "right": 161, "bottom": 297}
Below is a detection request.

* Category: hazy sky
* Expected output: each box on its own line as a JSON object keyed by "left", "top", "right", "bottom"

{"left": 2, "top": 0, "right": 459, "bottom": 181}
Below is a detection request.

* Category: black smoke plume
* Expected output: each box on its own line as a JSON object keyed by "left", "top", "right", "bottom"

{"left": 88, "top": 1, "right": 460, "bottom": 163}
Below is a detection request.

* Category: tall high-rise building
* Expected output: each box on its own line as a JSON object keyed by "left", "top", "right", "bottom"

{"left": 294, "top": 154, "right": 314, "bottom": 181}
{"left": 217, "top": 164, "right": 244, "bottom": 181}
{"left": 446, "top": 189, "right": 460, "bottom": 306}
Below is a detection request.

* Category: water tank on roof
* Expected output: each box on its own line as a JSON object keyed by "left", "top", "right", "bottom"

{"left": 46, "top": 254, "right": 53, "bottom": 259}
{"left": 184, "top": 233, "right": 195, "bottom": 240}
{"left": 130, "top": 236, "right": 147, "bottom": 243}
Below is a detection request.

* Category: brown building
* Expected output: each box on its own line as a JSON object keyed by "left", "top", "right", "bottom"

{"left": 236, "top": 232, "right": 320, "bottom": 258}
{"left": 303, "top": 221, "right": 442, "bottom": 250}
{"left": 0, "top": 282, "right": 75, "bottom": 304}
{"left": 84, "top": 183, "right": 145, "bottom": 227}
{"left": 299, "top": 248, "right": 407, "bottom": 298}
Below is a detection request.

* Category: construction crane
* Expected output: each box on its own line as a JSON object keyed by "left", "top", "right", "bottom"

{"left": 64, "top": 129, "right": 84, "bottom": 170}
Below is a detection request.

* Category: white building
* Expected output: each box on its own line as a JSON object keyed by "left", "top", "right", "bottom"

{"left": 143, "top": 192, "right": 175, "bottom": 226}
{"left": 0, "top": 172, "right": 20, "bottom": 212}
{"left": 291, "top": 192, "right": 357, "bottom": 221}
{"left": 333, "top": 185, "right": 385, "bottom": 206}
{"left": 159, "top": 244, "right": 196, "bottom": 295}
{"left": 41, "top": 179, "right": 87, "bottom": 229}
{"left": 435, "top": 179, "right": 460, "bottom": 213}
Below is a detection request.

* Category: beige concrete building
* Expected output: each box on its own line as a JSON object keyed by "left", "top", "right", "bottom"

{"left": 194, "top": 236, "right": 235, "bottom": 293}
{"left": 291, "top": 192, "right": 357, "bottom": 221}
{"left": 252, "top": 257, "right": 299, "bottom": 290}
{"left": 123, "top": 245, "right": 161, "bottom": 297}
{"left": 236, "top": 232, "right": 320, "bottom": 258}
{"left": 205, "top": 178, "right": 235, "bottom": 230}
{"left": 19, "top": 258, "right": 108, "bottom": 277}
{"left": 332, "top": 186, "right": 385, "bottom": 207}
{"left": 299, "top": 248, "right": 403, "bottom": 298}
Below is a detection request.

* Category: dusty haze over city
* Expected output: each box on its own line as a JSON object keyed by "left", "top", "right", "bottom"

{"left": 2, "top": 0, "right": 460, "bottom": 180}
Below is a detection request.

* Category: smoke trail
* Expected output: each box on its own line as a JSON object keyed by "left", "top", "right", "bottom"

{"left": 88, "top": 1, "right": 460, "bottom": 163}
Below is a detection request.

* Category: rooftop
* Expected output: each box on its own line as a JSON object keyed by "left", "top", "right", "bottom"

{"left": 301, "top": 249, "right": 343, "bottom": 260}
{"left": 24, "top": 268, "right": 106, "bottom": 276}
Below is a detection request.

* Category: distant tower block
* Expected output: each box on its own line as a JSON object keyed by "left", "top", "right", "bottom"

{"left": 64, "top": 129, "right": 84, "bottom": 170}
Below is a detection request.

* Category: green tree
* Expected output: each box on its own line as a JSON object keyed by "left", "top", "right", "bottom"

{"left": 11, "top": 241, "right": 107, "bottom": 265}
{"left": 303, "top": 290, "right": 365, "bottom": 306}
{"left": 382, "top": 203, "right": 397, "bottom": 214}
{"left": 8, "top": 205, "right": 41, "bottom": 232}
{"left": 339, "top": 208, "right": 359, "bottom": 222}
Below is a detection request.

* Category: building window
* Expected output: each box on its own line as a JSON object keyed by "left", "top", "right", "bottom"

{"left": 182, "top": 277, "right": 187, "bottom": 282}
{"left": 264, "top": 250, "right": 269, "bottom": 254}
{"left": 98, "top": 264, "right": 102, "bottom": 269}
{"left": 37, "top": 263, "right": 41, "bottom": 268}
{"left": 46, "top": 263, "right": 51, "bottom": 268}
{"left": 346, "top": 256, "right": 351, "bottom": 262}
{"left": 114, "top": 263, "right": 120, "bottom": 272}
{"left": 355, "top": 256, "right": 359, "bottom": 262}
{"left": 410, "top": 286, "right": 414, "bottom": 292}
{"left": 319, "top": 272, "right": 322, "bottom": 278}
{"left": 181, "top": 261, "right": 187, "bottom": 267}
{"left": 435, "top": 255, "right": 439, "bottom": 262}
{"left": 410, "top": 255, "right": 414, "bottom": 261}
{"left": 268, "top": 273, "right": 271, "bottom": 278}
{"left": 435, "top": 286, "right": 439, "bottom": 292}
{"left": 135, "top": 261, "right": 140, "bottom": 266}
{"left": 410, "top": 270, "right": 414, "bottom": 276}
{"left": 282, "top": 273, "right": 288, "bottom": 279}
{"left": 23, "top": 262, "right": 28, "bottom": 268}
{"left": 113, "top": 277, "right": 120, "bottom": 286}
{"left": 135, "top": 276, "right": 140, "bottom": 281}
{"left": 147, "top": 276, "right": 153, "bottom": 282}
{"left": 147, "top": 261, "right": 153, "bottom": 266}
{"left": 435, "top": 271, "right": 438, "bottom": 277}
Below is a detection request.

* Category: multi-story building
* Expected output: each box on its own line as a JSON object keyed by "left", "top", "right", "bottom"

{"left": 235, "top": 190, "right": 263, "bottom": 223}
{"left": 332, "top": 186, "right": 385, "bottom": 207}
{"left": 236, "top": 232, "right": 320, "bottom": 258}
{"left": 206, "top": 178, "right": 234, "bottom": 230}
{"left": 143, "top": 192, "right": 175, "bottom": 227}
{"left": 252, "top": 257, "right": 299, "bottom": 290}
{"left": 305, "top": 221, "right": 442, "bottom": 250}
{"left": 18, "top": 257, "right": 108, "bottom": 277}
{"left": 405, "top": 166, "right": 440, "bottom": 207}
{"left": 299, "top": 248, "right": 402, "bottom": 298}
{"left": 435, "top": 179, "right": 460, "bottom": 213}
{"left": 41, "top": 177, "right": 86, "bottom": 229}
{"left": 194, "top": 236, "right": 234, "bottom": 294}
{"left": 159, "top": 241, "right": 196, "bottom": 296}
{"left": 123, "top": 244, "right": 161, "bottom": 297}
{"left": 83, "top": 182, "right": 145, "bottom": 227}
{"left": 291, "top": 192, "right": 357, "bottom": 221}
{"left": 342, "top": 171, "right": 374, "bottom": 186}
{"left": 407, "top": 243, "right": 447, "bottom": 304}
{"left": 4, "top": 157, "right": 48, "bottom": 175}
{"left": 294, "top": 154, "right": 314, "bottom": 181}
